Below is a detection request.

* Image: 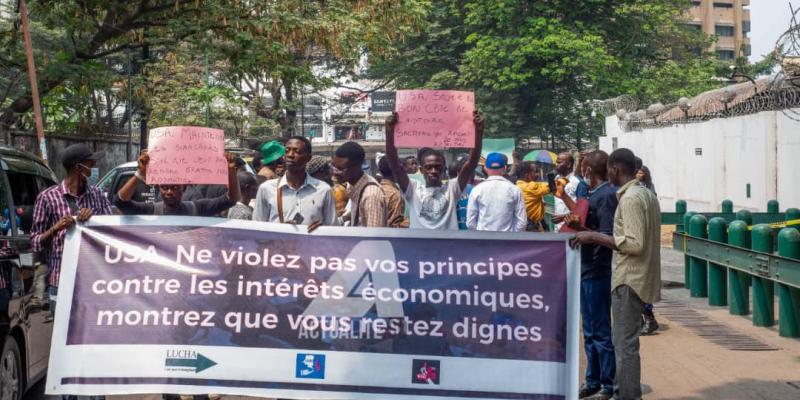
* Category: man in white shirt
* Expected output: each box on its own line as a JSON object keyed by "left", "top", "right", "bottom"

{"left": 383, "top": 111, "right": 484, "bottom": 230}
{"left": 553, "top": 151, "right": 580, "bottom": 230}
{"left": 466, "top": 153, "right": 527, "bottom": 232}
{"left": 252, "top": 136, "right": 338, "bottom": 227}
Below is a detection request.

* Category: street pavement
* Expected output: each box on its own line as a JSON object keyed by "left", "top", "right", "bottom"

{"left": 27, "top": 247, "right": 800, "bottom": 400}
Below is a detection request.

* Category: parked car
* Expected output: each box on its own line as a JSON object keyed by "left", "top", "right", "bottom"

{"left": 0, "top": 145, "right": 56, "bottom": 399}
{"left": 97, "top": 161, "right": 158, "bottom": 204}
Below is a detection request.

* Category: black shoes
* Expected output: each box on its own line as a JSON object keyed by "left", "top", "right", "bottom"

{"left": 587, "top": 388, "right": 614, "bottom": 400}
{"left": 641, "top": 311, "right": 659, "bottom": 335}
{"left": 579, "top": 384, "right": 600, "bottom": 399}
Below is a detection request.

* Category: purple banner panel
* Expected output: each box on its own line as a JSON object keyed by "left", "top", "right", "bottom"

{"left": 69, "top": 224, "right": 568, "bottom": 363}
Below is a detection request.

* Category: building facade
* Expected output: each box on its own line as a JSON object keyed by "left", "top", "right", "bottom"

{"left": 689, "top": 0, "right": 751, "bottom": 60}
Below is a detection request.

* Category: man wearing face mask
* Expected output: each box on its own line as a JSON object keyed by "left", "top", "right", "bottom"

{"left": 30, "top": 143, "right": 112, "bottom": 400}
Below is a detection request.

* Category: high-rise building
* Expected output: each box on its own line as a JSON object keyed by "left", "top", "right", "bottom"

{"left": 688, "top": 0, "right": 751, "bottom": 61}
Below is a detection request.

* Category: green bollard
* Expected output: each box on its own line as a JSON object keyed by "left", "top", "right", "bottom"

{"left": 707, "top": 217, "right": 728, "bottom": 306}
{"left": 728, "top": 221, "right": 751, "bottom": 315}
{"left": 676, "top": 200, "right": 687, "bottom": 233}
{"left": 682, "top": 211, "right": 697, "bottom": 288}
{"left": 767, "top": 200, "right": 780, "bottom": 214}
{"left": 751, "top": 224, "right": 775, "bottom": 327}
{"left": 777, "top": 228, "right": 800, "bottom": 337}
{"left": 786, "top": 208, "right": 800, "bottom": 223}
{"left": 689, "top": 215, "right": 709, "bottom": 298}
{"left": 721, "top": 199, "right": 733, "bottom": 214}
{"left": 735, "top": 209, "right": 753, "bottom": 226}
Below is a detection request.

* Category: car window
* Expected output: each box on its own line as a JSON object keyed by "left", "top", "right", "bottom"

{"left": 0, "top": 171, "right": 12, "bottom": 237}
{"left": 98, "top": 168, "right": 118, "bottom": 194}
{"left": 6, "top": 171, "right": 43, "bottom": 235}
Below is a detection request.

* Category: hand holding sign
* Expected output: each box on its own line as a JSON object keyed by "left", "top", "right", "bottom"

{"left": 394, "top": 90, "right": 476, "bottom": 148}
{"left": 146, "top": 126, "right": 227, "bottom": 185}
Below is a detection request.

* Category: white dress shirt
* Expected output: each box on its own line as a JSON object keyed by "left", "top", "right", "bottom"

{"left": 466, "top": 176, "right": 527, "bottom": 232}
{"left": 252, "top": 174, "right": 338, "bottom": 226}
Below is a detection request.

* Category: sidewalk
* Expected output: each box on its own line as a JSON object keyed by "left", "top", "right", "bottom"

{"left": 634, "top": 247, "right": 800, "bottom": 399}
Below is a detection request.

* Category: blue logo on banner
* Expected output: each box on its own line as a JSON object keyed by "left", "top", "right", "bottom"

{"left": 296, "top": 354, "right": 325, "bottom": 379}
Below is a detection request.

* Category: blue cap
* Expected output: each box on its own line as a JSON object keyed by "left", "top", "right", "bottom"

{"left": 485, "top": 152, "right": 507, "bottom": 169}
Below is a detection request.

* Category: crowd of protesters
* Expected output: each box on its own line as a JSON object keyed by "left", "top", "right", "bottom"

{"left": 31, "top": 109, "right": 662, "bottom": 400}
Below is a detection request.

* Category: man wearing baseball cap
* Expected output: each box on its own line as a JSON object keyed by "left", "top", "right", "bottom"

{"left": 30, "top": 143, "right": 112, "bottom": 399}
{"left": 465, "top": 152, "right": 526, "bottom": 232}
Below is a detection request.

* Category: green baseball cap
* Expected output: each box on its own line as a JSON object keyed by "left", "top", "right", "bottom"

{"left": 260, "top": 140, "right": 286, "bottom": 165}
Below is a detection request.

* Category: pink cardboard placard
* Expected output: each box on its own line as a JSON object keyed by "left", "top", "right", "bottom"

{"left": 146, "top": 126, "right": 227, "bottom": 185}
{"left": 394, "top": 90, "right": 475, "bottom": 148}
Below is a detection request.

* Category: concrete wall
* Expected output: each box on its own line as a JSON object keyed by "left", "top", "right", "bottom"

{"left": 600, "top": 109, "right": 799, "bottom": 212}
{"left": 3, "top": 132, "right": 139, "bottom": 180}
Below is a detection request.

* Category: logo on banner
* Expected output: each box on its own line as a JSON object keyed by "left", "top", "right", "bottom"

{"left": 411, "top": 359, "right": 440, "bottom": 385}
{"left": 164, "top": 349, "right": 217, "bottom": 373}
{"left": 296, "top": 353, "right": 326, "bottom": 379}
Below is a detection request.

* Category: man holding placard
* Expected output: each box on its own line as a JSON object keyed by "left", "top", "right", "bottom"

{"left": 115, "top": 150, "right": 241, "bottom": 217}
{"left": 384, "top": 90, "right": 484, "bottom": 230}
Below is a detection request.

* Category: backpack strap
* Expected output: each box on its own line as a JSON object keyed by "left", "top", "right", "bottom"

{"left": 352, "top": 180, "right": 378, "bottom": 226}
{"left": 276, "top": 185, "right": 285, "bottom": 223}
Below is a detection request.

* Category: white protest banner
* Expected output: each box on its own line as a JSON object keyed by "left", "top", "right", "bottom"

{"left": 47, "top": 216, "right": 579, "bottom": 400}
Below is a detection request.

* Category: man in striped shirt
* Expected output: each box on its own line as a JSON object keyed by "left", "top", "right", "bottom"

{"left": 31, "top": 144, "right": 112, "bottom": 317}
{"left": 331, "top": 141, "right": 387, "bottom": 227}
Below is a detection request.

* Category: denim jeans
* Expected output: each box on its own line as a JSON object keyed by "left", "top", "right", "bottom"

{"left": 581, "top": 276, "right": 615, "bottom": 392}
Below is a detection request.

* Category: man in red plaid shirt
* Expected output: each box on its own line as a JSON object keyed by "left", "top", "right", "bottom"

{"left": 31, "top": 144, "right": 111, "bottom": 400}
{"left": 31, "top": 144, "right": 112, "bottom": 310}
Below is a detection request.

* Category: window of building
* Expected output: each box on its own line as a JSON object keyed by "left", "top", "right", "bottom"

{"left": 713, "top": 2, "right": 733, "bottom": 8}
{"left": 742, "top": 21, "right": 750, "bottom": 34}
{"left": 686, "top": 23, "right": 702, "bottom": 31}
{"left": 691, "top": 1, "right": 702, "bottom": 6}
{"left": 716, "top": 50, "right": 736, "bottom": 60}
{"left": 715, "top": 25, "right": 735, "bottom": 36}
{"left": 742, "top": 44, "right": 751, "bottom": 57}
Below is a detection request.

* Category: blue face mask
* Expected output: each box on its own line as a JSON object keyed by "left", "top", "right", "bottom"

{"left": 78, "top": 164, "right": 100, "bottom": 186}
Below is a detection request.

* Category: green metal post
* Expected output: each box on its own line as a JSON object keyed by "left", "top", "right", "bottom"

{"left": 767, "top": 200, "right": 780, "bottom": 214}
{"left": 689, "top": 215, "right": 708, "bottom": 297}
{"left": 682, "top": 211, "right": 697, "bottom": 288}
{"left": 676, "top": 200, "right": 687, "bottom": 232}
{"left": 728, "top": 220, "right": 750, "bottom": 315}
{"left": 707, "top": 217, "right": 728, "bottom": 306}
{"left": 786, "top": 208, "right": 800, "bottom": 223}
{"left": 777, "top": 228, "right": 800, "bottom": 337}
{"left": 751, "top": 224, "right": 775, "bottom": 327}
{"left": 721, "top": 199, "right": 733, "bottom": 214}
{"left": 735, "top": 209, "right": 753, "bottom": 225}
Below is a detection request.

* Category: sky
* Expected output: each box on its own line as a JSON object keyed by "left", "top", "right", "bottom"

{"left": 749, "top": 0, "right": 799, "bottom": 62}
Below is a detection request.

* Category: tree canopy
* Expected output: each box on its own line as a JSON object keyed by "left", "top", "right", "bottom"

{"left": 366, "top": 0, "right": 770, "bottom": 148}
